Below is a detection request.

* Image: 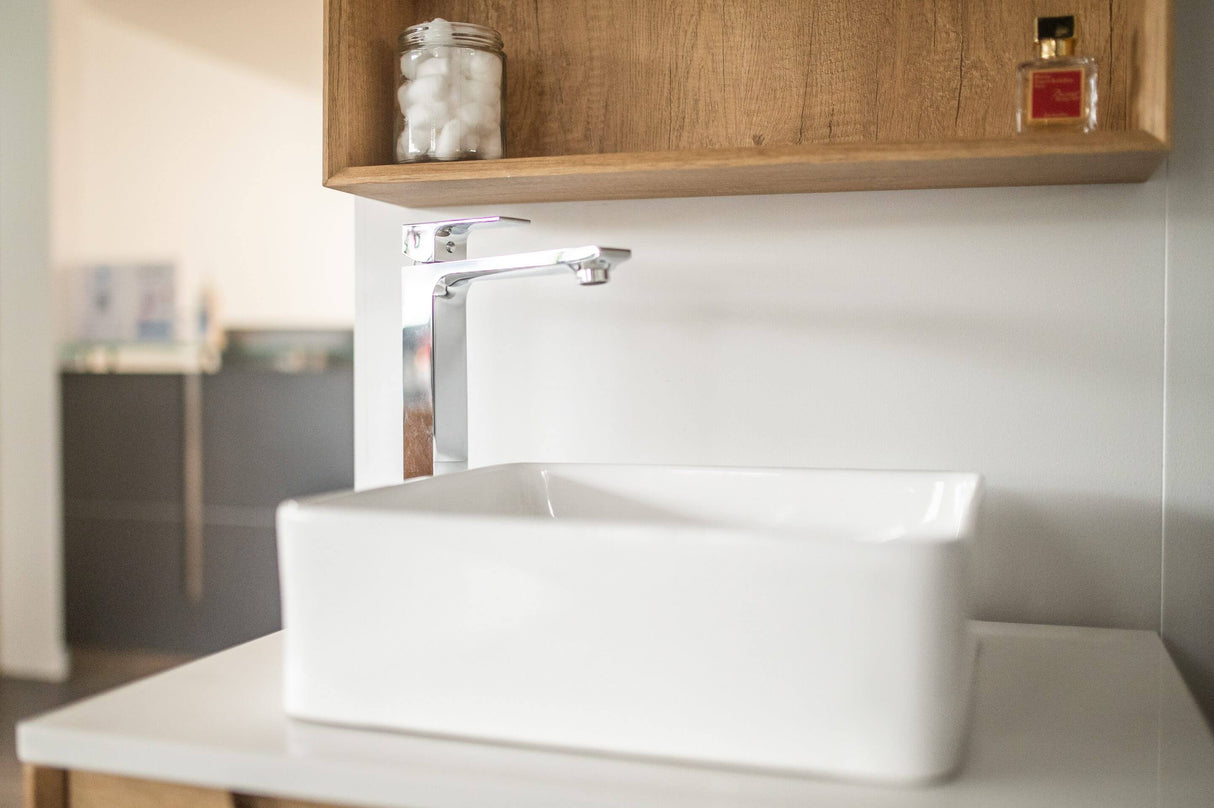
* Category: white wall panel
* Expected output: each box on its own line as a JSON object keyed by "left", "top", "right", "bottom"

{"left": 357, "top": 175, "right": 1167, "bottom": 630}
{"left": 0, "top": 0, "right": 70, "bottom": 680}
{"left": 1162, "top": 0, "right": 1214, "bottom": 721}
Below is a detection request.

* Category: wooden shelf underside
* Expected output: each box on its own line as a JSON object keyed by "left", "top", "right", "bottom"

{"left": 326, "top": 131, "right": 1168, "bottom": 208}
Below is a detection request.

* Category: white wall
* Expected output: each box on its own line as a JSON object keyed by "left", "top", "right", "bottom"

{"left": 1162, "top": 0, "right": 1214, "bottom": 721}
{"left": 357, "top": 177, "right": 1166, "bottom": 630}
{"left": 352, "top": 2, "right": 1210, "bottom": 713}
{"left": 51, "top": 0, "right": 353, "bottom": 329}
{"left": 0, "top": 0, "right": 70, "bottom": 680}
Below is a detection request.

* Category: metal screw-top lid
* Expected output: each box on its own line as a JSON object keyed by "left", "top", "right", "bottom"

{"left": 1035, "top": 15, "right": 1078, "bottom": 58}
{"left": 1036, "top": 15, "right": 1076, "bottom": 42}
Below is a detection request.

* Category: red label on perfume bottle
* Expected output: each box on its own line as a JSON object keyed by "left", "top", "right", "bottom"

{"left": 1030, "top": 69, "right": 1084, "bottom": 120}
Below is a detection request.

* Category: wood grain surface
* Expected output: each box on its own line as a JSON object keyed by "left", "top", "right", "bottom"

{"left": 328, "top": 0, "right": 1163, "bottom": 164}
{"left": 324, "top": 0, "right": 396, "bottom": 180}
{"left": 403, "top": 404, "right": 433, "bottom": 479}
{"left": 70, "top": 770, "right": 234, "bottom": 808}
{"left": 323, "top": 0, "right": 1170, "bottom": 202}
{"left": 1132, "top": 0, "right": 1172, "bottom": 143}
{"left": 325, "top": 130, "right": 1168, "bottom": 206}
{"left": 23, "top": 767, "right": 66, "bottom": 808}
{"left": 52, "top": 770, "right": 363, "bottom": 808}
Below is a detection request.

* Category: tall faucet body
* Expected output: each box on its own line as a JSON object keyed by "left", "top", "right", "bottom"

{"left": 401, "top": 216, "right": 631, "bottom": 478}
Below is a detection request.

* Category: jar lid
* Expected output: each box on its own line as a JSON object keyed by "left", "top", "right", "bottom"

{"left": 399, "top": 19, "right": 503, "bottom": 50}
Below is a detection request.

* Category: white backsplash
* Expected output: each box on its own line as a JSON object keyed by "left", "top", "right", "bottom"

{"left": 355, "top": 174, "right": 1167, "bottom": 631}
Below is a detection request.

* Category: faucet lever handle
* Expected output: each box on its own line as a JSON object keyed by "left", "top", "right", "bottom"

{"left": 403, "top": 216, "right": 531, "bottom": 263}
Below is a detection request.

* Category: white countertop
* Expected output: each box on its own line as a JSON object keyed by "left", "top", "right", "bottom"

{"left": 17, "top": 622, "right": 1214, "bottom": 808}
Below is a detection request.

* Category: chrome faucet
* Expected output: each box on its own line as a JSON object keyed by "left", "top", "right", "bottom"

{"left": 400, "top": 216, "right": 631, "bottom": 477}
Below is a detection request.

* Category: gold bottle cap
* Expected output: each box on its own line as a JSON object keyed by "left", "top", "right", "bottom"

{"left": 1036, "top": 15, "right": 1078, "bottom": 58}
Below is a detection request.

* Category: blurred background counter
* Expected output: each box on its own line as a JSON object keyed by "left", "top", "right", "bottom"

{"left": 60, "top": 330, "right": 353, "bottom": 654}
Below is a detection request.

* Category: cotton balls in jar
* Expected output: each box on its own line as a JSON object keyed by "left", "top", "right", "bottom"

{"left": 395, "top": 19, "right": 505, "bottom": 163}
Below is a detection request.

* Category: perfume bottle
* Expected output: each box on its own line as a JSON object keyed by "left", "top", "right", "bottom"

{"left": 1016, "top": 15, "right": 1098, "bottom": 133}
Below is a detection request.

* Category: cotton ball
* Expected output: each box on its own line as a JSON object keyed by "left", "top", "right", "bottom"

{"left": 457, "top": 77, "right": 500, "bottom": 106}
{"left": 457, "top": 48, "right": 478, "bottom": 80}
{"left": 425, "top": 18, "right": 454, "bottom": 41}
{"left": 396, "top": 82, "right": 410, "bottom": 115}
{"left": 460, "top": 127, "right": 481, "bottom": 152}
{"left": 404, "top": 74, "right": 447, "bottom": 107}
{"left": 463, "top": 49, "right": 502, "bottom": 84}
{"left": 407, "top": 127, "right": 432, "bottom": 160}
{"left": 480, "top": 127, "right": 503, "bottom": 159}
{"left": 405, "top": 101, "right": 448, "bottom": 134}
{"left": 416, "top": 57, "right": 451, "bottom": 78}
{"left": 456, "top": 101, "right": 496, "bottom": 131}
{"left": 434, "top": 119, "right": 463, "bottom": 160}
{"left": 396, "top": 126, "right": 430, "bottom": 162}
{"left": 400, "top": 52, "right": 423, "bottom": 80}
{"left": 402, "top": 110, "right": 442, "bottom": 158}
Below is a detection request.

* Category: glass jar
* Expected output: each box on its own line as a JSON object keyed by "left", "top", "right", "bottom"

{"left": 395, "top": 19, "right": 506, "bottom": 163}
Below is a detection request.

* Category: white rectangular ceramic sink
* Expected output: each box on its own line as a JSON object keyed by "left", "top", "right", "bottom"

{"left": 277, "top": 463, "right": 983, "bottom": 784}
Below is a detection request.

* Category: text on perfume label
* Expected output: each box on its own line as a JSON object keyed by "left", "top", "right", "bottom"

{"left": 1030, "top": 69, "right": 1085, "bottom": 120}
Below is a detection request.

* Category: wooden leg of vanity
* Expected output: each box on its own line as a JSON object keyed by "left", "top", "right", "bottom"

{"left": 23, "top": 767, "right": 66, "bottom": 808}
{"left": 68, "top": 771, "right": 234, "bottom": 808}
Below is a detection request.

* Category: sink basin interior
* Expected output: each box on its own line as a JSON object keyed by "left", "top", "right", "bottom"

{"left": 309, "top": 463, "right": 980, "bottom": 542}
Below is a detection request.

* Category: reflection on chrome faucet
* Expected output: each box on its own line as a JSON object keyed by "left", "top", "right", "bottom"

{"left": 401, "top": 216, "right": 631, "bottom": 478}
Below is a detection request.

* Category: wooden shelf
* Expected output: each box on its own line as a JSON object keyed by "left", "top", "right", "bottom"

{"left": 326, "top": 132, "right": 1168, "bottom": 207}
{"left": 324, "top": 0, "right": 1172, "bottom": 207}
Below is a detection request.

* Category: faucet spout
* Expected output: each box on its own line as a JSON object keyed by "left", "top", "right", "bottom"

{"left": 400, "top": 219, "right": 631, "bottom": 479}
{"left": 430, "top": 246, "right": 630, "bottom": 294}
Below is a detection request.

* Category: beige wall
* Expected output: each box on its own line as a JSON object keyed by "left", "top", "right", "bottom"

{"left": 51, "top": 0, "right": 354, "bottom": 330}
{"left": 10, "top": 0, "right": 355, "bottom": 676}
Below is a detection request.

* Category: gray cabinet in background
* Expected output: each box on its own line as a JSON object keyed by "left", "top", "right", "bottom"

{"left": 62, "top": 369, "right": 353, "bottom": 653}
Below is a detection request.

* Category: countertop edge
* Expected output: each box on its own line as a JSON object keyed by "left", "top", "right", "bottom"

{"left": 17, "top": 623, "right": 1214, "bottom": 808}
